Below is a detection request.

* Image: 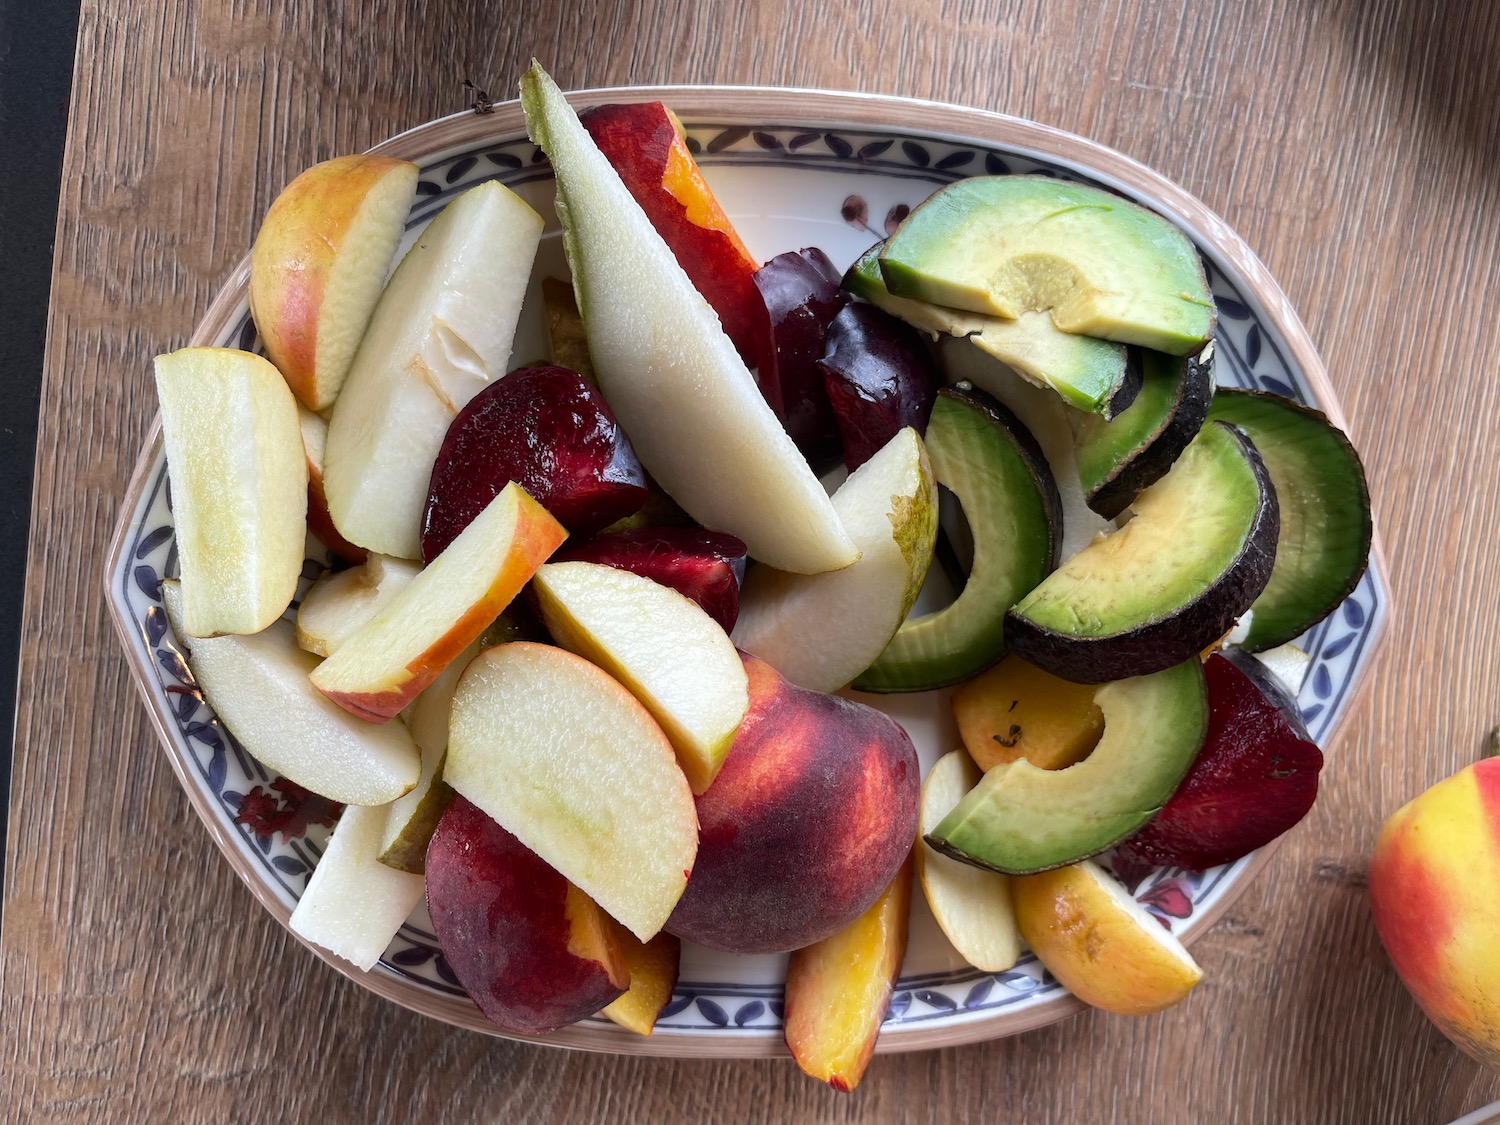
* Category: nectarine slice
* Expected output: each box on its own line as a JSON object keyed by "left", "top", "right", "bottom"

{"left": 600, "top": 924, "right": 681, "bottom": 1036}
{"left": 952, "top": 654, "right": 1104, "bottom": 773}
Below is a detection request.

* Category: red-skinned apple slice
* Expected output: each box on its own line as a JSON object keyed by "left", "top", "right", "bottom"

{"left": 532, "top": 560, "right": 749, "bottom": 794}
{"left": 444, "top": 642, "right": 698, "bottom": 941}
{"left": 310, "top": 483, "right": 566, "bottom": 722}
{"left": 521, "top": 64, "right": 857, "bottom": 575}
{"left": 551, "top": 527, "right": 747, "bottom": 632}
{"left": 426, "top": 795, "right": 629, "bottom": 1034}
{"left": 161, "top": 580, "right": 419, "bottom": 806}
{"left": 295, "top": 554, "right": 420, "bottom": 657}
{"left": 298, "top": 405, "right": 368, "bottom": 565}
{"left": 154, "top": 347, "right": 308, "bottom": 638}
{"left": 323, "top": 181, "right": 544, "bottom": 559}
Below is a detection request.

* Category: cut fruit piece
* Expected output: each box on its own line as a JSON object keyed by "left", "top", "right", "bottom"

{"left": 879, "top": 176, "right": 1215, "bottom": 355}
{"left": 733, "top": 427, "right": 939, "bottom": 693}
{"left": 846, "top": 243, "right": 1136, "bottom": 418}
{"left": 854, "top": 383, "right": 1060, "bottom": 692}
{"left": 250, "top": 154, "right": 419, "bottom": 411}
{"left": 521, "top": 63, "right": 857, "bottom": 575}
{"left": 579, "top": 101, "right": 763, "bottom": 363}
{"left": 323, "top": 180, "right": 544, "bottom": 559}
{"left": 420, "top": 364, "right": 647, "bottom": 561}
{"left": 444, "top": 642, "right": 697, "bottom": 941}
{"left": 161, "top": 581, "right": 420, "bottom": 806}
{"left": 1007, "top": 421, "right": 1280, "bottom": 683}
{"left": 600, "top": 924, "right": 681, "bottom": 1036}
{"left": 1116, "top": 651, "right": 1322, "bottom": 871}
{"left": 666, "top": 653, "right": 919, "bottom": 954}
{"left": 310, "top": 483, "right": 566, "bottom": 722}
{"left": 928, "top": 657, "right": 1208, "bottom": 874}
{"left": 1207, "top": 389, "right": 1372, "bottom": 650}
{"left": 1252, "top": 641, "right": 1311, "bottom": 697}
{"left": 426, "top": 795, "right": 629, "bottom": 1034}
{"left": 1075, "top": 344, "right": 1216, "bottom": 519}
{"left": 953, "top": 654, "right": 1104, "bottom": 773}
{"left": 154, "top": 347, "right": 307, "bottom": 637}
{"left": 916, "top": 751, "right": 1021, "bottom": 972}
{"left": 288, "top": 802, "right": 424, "bottom": 971}
{"left": 532, "top": 560, "right": 749, "bottom": 794}
{"left": 1012, "top": 858, "right": 1203, "bottom": 1016}
{"left": 543, "top": 276, "right": 595, "bottom": 382}
{"left": 783, "top": 857, "right": 913, "bottom": 1092}
{"left": 551, "top": 527, "right": 747, "bottom": 634}
{"left": 295, "top": 554, "right": 420, "bottom": 657}
{"left": 298, "top": 405, "right": 368, "bottom": 564}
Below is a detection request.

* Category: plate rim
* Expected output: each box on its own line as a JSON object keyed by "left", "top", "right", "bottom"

{"left": 103, "top": 83, "right": 1390, "bottom": 1059}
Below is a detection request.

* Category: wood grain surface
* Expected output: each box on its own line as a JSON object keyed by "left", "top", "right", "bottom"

{"left": 5, "top": 0, "right": 1500, "bottom": 1121}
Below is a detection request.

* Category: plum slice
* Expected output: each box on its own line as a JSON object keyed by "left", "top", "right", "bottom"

{"left": 421, "top": 365, "right": 648, "bottom": 562}
{"left": 817, "top": 301, "right": 938, "bottom": 471}
{"left": 1115, "top": 650, "right": 1322, "bottom": 871}
{"left": 552, "top": 526, "right": 748, "bottom": 633}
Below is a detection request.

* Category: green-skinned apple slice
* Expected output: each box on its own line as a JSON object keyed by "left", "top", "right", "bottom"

{"left": 732, "top": 427, "right": 939, "bottom": 693}
{"left": 520, "top": 62, "right": 857, "bottom": 575}
{"left": 532, "top": 561, "right": 749, "bottom": 794}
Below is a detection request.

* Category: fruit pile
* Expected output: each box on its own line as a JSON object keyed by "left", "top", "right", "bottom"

{"left": 150, "top": 60, "right": 1372, "bottom": 1089}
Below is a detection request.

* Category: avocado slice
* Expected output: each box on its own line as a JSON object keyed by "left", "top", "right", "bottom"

{"left": 1074, "top": 343, "right": 1216, "bottom": 519}
{"left": 879, "top": 176, "right": 1215, "bottom": 356}
{"left": 1007, "top": 421, "right": 1279, "bottom": 683}
{"left": 928, "top": 657, "right": 1209, "bottom": 874}
{"left": 1207, "top": 390, "right": 1371, "bottom": 651}
{"left": 853, "top": 383, "right": 1060, "bottom": 692}
{"left": 844, "top": 245, "right": 1139, "bottom": 419}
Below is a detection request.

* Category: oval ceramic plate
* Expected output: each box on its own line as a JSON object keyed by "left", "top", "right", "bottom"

{"left": 105, "top": 87, "right": 1389, "bottom": 1057}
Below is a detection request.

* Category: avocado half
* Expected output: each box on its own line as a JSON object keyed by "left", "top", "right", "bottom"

{"left": 879, "top": 176, "right": 1215, "bottom": 356}
{"left": 927, "top": 657, "right": 1209, "bottom": 874}
{"left": 1006, "top": 421, "right": 1280, "bottom": 683}
{"left": 844, "top": 244, "right": 1140, "bottom": 419}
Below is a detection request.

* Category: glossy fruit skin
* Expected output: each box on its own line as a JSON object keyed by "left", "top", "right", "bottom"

{"left": 1115, "top": 652, "right": 1322, "bottom": 871}
{"left": 425, "top": 796, "right": 628, "bottom": 1035}
{"left": 1368, "top": 757, "right": 1500, "bottom": 1069}
{"left": 752, "top": 248, "right": 848, "bottom": 470}
{"left": 421, "top": 365, "right": 647, "bottom": 562}
{"left": 552, "top": 526, "right": 748, "bottom": 632}
{"left": 818, "top": 301, "right": 938, "bottom": 471}
{"left": 665, "top": 653, "right": 920, "bottom": 953}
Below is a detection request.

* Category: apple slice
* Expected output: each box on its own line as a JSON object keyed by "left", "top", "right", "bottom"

{"left": 288, "top": 801, "right": 425, "bottom": 971}
{"left": 311, "top": 483, "right": 566, "bottom": 722}
{"left": 161, "top": 580, "right": 419, "bottom": 805}
{"left": 298, "top": 405, "right": 368, "bottom": 564}
{"left": 916, "top": 751, "right": 1021, "bottom": 972}
{"left": 295, "top": 554, "right": 420, "bottom": 657}
{"left": 520, "top": 63, "right": 857, "bottom": 575}
{"left": 783, "top": 857, "right": 913, "bottom": 1092}
{"left": 532, "top": 561, "right": 748, "bottom": 794}
{"left": 600, "top": 923, "right": 681, "bottom": 1036}
{"left": 444, "top": 642, "right": 698, "bottom": 941}
{"left": 732, "top": 427, "right": 938, "bottom": 693}
{"left": 250, "top": 154, "right": 418, "bottom": 412}
{"left": 154, "top": 347, "right": 307, "bottom": 637}
{"left": 323, "top": 181, "right": 544, "bottom": 559}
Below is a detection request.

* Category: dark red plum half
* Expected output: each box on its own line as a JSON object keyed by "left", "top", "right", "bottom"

{"left": 818, "top": 301, "right": 939, "bottom": 471}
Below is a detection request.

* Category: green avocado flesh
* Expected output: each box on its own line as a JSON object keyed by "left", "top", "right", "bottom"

{"left": 846, "top": 246, "right": 1131, "bottom": 416}
{"left": 879, "top": 176, "right": 1214, "bottom": 356}
{"left": 1208, "top": 390, "right": 1371, "bottom": 650}
{"left": 853, "top": 387, "right": 1058, "bottom": 692}
{"left": 928, "top": 657, "right": 1208, "bottom": 873}
{"left": 1074, "top": 351, "right": 1192, "bottom": 494}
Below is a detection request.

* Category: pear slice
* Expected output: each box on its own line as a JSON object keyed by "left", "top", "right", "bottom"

{"left": 161, "top": 580, "right": 419, "bottom": 805}
{"left": 295, "top": 554, "right": 420, "bottom": 657}
{"left": 532, "top": 561, "right": 748, "bottom": 793}
{"left": 323, "top": 181, "right": 544, "bottom": 559}
{"left": 289, "top": 802, "right": 425, "bottom": 971}
{"left": 916, "top": 750, "right": 1021, "bottom": 972}
{"left": 520, "top": 62, "right": 857, "bottom": 575}
{"left": 732, "top": 427, "right": 938, "bottom": 693}
{"left": 445, "top": 642, "right": 698, "bottom": 941}
{"left": 154, "top": 347, "right": 307, "bottom": 637}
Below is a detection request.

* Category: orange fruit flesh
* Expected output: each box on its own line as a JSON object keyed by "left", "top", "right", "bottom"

{"left": 953, "top": 654, "right": 1104, "bottom": 772}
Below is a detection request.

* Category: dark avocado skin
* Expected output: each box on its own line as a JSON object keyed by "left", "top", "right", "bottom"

{"left": 1098, "top": 346, "right": 1144, "bottom": 421}
{"left": 1086, "top": 343, "right": 1216, "bottom": 519}
{"left": 1005, "top": 422, "right": 1281, "bottom": 684}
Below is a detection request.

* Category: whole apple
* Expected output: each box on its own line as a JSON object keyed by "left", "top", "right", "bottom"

{"left": 1368, "top": 752, "right": 1500, "bottom": 1069}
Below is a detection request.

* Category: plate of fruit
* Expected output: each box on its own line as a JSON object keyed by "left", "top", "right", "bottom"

{"left": 105, "top": 63, "right": 1387, "bottom": 1084}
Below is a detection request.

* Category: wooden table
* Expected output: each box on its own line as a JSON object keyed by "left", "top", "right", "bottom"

{"left": 6, "top": 0, "right": 1500, "bottom": 1120}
